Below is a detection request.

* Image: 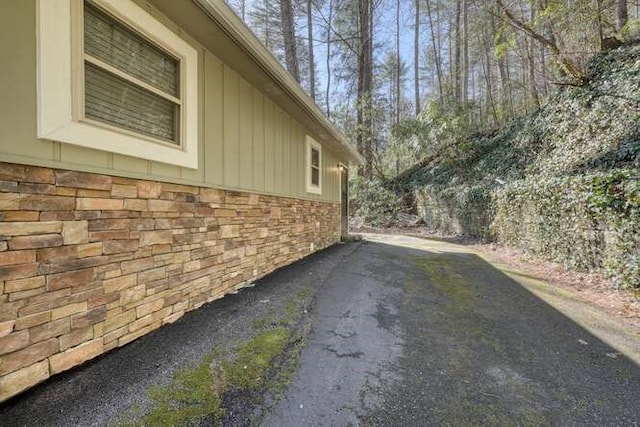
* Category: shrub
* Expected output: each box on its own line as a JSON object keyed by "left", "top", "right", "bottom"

{"left": 351, "top": 175, "right": 406, "bottom": 226}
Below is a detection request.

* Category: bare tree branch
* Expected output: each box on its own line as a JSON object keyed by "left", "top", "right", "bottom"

{"left": 495, "top": 0, "right": 587, "bottom": 84}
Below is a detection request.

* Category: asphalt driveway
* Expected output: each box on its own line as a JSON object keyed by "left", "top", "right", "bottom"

{"left": 2, "top": 233, "right": 640, "bottom": 425}
{"left": 266, "top": 233, "right": 640, "bottom": 425}
{"left": 0, "top": 239, "right": 359, "bottom": 426}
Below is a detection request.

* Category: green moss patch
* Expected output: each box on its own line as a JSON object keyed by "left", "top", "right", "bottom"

{"left": 120, "top": 287, "right": 315, "bottom": 427}
{"left": 139, "top": 358, "right": 224, "bottom": 427}
{"left": 223, "top": 328, "right": 290, "bottom": 391}
{"left": 127, "top": 329, "right": 292, "bottom": 426}
{"left": 416, "top": 255, "right": 473, "bottom": 309}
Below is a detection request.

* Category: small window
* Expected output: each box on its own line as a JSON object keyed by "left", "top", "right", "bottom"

{"left": 306, "top": 136, "right": 322, "bottom": 194}
{"left": 37, "top": 0, "right": 199, "bottom": 168}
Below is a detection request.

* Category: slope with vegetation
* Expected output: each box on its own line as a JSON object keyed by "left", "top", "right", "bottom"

{"left": 393, "top": 43, "right": 640, "bottom": 288}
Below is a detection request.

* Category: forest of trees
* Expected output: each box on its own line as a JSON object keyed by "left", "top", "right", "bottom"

{"left": 226, "top": 0, "right": 640, "bottom": 181}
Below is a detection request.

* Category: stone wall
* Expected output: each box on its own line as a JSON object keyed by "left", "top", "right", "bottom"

{"left": 0, "top": 162, "right": 340, "bottom": 401}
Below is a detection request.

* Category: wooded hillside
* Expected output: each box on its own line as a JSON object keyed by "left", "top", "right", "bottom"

{"left": 396, "top": 43, "right": 639, "bottom": 288}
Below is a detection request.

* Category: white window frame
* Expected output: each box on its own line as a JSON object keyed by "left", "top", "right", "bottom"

{"left": 36, "top": 0, "right": 199, "bottom": 169}
{"left": 305, "top": 136, "right": 322, "bottom": 195}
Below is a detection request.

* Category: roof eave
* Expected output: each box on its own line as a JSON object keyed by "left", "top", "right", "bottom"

{"left": 192, "top": 0, "right": 364, "bottom": 166}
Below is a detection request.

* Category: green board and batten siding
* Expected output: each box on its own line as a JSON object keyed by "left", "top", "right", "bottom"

{"left": 0, "top": 0, "right": 342, "bottom": 203}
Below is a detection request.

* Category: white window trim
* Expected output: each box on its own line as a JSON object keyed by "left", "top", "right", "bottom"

{"left": 305, "top": 135, "right": 322, "bottom": 195}
{"left": 36, "top": 0, "right": 199, "bottom": 169}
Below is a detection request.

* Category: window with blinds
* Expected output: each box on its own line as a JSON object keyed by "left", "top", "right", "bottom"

{"left": 83, "top": 2, "right": 181, "bottom": 145}
{"left": 37, "top": 0, "right": 198, "bottom": 167}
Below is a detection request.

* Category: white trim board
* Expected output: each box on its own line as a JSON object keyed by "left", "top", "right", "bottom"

{"left": 37, "top": 0, "right": 199, "bottom": 169}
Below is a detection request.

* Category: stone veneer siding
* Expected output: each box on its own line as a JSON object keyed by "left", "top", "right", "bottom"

{"left": 0, "top": 162, "right": 340, "bottom": 401}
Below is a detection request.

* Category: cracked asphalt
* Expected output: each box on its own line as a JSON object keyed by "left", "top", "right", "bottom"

{"left": 265, "top": 233, "right": 640, "bottom": 425}
{"left": 2, "top": 233, "right": 640, "bottom": 425}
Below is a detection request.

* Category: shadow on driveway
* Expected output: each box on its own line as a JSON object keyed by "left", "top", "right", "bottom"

{"left": 267, "top": 234, "right": 640, "bottom": 426}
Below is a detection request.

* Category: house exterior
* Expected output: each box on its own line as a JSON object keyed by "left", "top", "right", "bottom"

{"left": 0, "top": 0, "right": 363, "bottom": 401}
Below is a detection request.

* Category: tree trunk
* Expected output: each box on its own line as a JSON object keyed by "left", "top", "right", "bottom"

{"left": 414, "top": 0, "right": 420, "bottom": 115}
{"left": 357, "top": 0, "right": 373, "bottom": 178}
{"left": 264, "top": 0, "right": 271, "bottom": 50}
{"left": 461, "top": 0, "right": 469, "bottom": 108}
{"left": 526, "top": 3, "right": 540, "bottom": 108}
{"left": 480, "top": 25, "right": 499, "bottom": 123}
{"left": 325, "top": 0, "right": 333, "bottom": 116}
{"left": 425, "top": 0, "right": 443, "bottom": 100}
{"left": 307, "top": 0, "right": 316, "bottom": 100}
{"left": 395, "top": 0, "right": 401, "bottom": 124}
{"left": 618, "top": 0, "right": 628, "bottom": 32}
{"left": 491, "top": 13, "right": 512, "bottom": 119}
{"left": 368, "top": 0, "right": 374, "bottom": 174}
{"left": 454, "top": 0, "right": 462, "bottom": 106}
{"left": 528, "top": 43, "right": 540, "bottom": 108}
{"left": 280, "top": 0, "right": 300, "bottom": 82}
{"left": 538, "top": 0, "right": 552, "bottom": 94}
{"left": 595, "top": 0, "right": 605, "bottom": 49}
